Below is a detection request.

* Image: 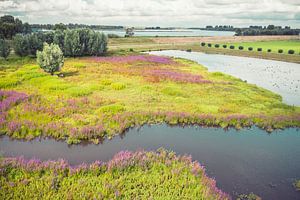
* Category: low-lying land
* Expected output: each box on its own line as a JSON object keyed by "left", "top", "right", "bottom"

{"left": 0, "top": 149, "right": 229, "bottom": 199}
{"left": 109, "top": 36, "right": 300, "bottom": 63}
{"left": 0, "top": 54, "right": 299, "bottom": 144}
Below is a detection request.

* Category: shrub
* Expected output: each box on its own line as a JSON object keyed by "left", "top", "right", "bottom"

{"left": 238, "top": 46, "right": 244, "bottom": 50}
{"left": 248, "top": 47, "right": 253, "bottom": 51}
{"left": 214, "top": 44, "right": 220, "bottom": 48}
{"left": 201, "top": 42, "right": 205, "bottom": 46}
{"left": 222, "top": 44, "right": 227, "bottom": 48}
{"left": 207, "top": 43, "right": 212, "bottom": 47}
{"left": 229, "top": 45, "right": 235, "bottom": 49}
{"left": 267, "top": 49, "right": 272, "bottom": 52}
{"left": 186, "top": 49, "right": 192, "bottom": 52}
{"left": 13, "top": 34, "right": 29, "bottom": 56}
{"left": 36, "top": 43, "right": 64, "bottom": 75}
{"left": 288, "top": 50, "right": 295, "bottom": 54}
{"left": 0, "top": 39, "right": 10, "bottom": 59}
{"left": 129, "top": 48, "right": 134, "bottom": 52}
{"left": 257, "top": 48, "right": 262, "bottom": 52}
{"left": 278, "top": 49, "right": 283, "bottom": 53}
{"left": 107, "top": 33, "right": 120, "bottom": 38}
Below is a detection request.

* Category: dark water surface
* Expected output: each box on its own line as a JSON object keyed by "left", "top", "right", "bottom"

{"left": 1, "top": 125, "right": 300, "bottom": 200}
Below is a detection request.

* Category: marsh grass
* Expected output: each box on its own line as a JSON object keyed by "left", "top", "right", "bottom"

{"left": 0, "top": 54, "right": 299, "bottom": 143}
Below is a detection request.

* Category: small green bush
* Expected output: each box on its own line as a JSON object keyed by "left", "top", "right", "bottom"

{"left": 186, "top": 49, "right": 192, "bottom": 52}
{"left": 278, "top": 49, "right": 283, "bottom": 53}
{"left": 267, "top": 49, "right": 272, "bottom": 52}
{"left": 288, "top": 50, "right": 295, "bottom": 54}
{"left": 257, "top": 48, "right": 262, "bottom": 52}
{"left": 36, "top": 43, "right": 64, "bottom": 75}
{"left": 238, "top": 46, "right": 244, "bottom": 50}
{"left": 207, "top": 43, "right": 212, "bottom": 47}
{"left": 248, "top": 47, "right": 253, "bottom": 51}
{"left": 229, "top": 45, "right": 235, "bottom": 49}
{"left": 201, "top": 42, "right": 205, "bottom": 46}
{"left": 214, "top": 44, "right": 220, "bottom": 48}
{"left": 222, "top": 44, "right": 227, "bottom": 48}
{"left": 129, "top": 48, "right": 134, "bottom": 52}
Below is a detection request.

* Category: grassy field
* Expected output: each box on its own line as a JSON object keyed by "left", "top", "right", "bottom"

{"left": 223, "top": 40, "right": 300, "bottom": 54}
{"left": 0, "top": 149, "right": 229, "bottom": 200}
{"left": 1, "top": 54, "right": 299, "bottom": 144}
{"left": 108, "top": 36, "right": 300, "bottom": 63}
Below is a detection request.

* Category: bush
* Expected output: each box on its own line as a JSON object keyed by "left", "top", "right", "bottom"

{"left": 13, "top": 34, "right": 29, "bottom": 56}
{"left": 0, "top": 39, "right": 10, "bottom": 59}
{"left": 238, "top": 46, "right": 244, "bottom": 50}
{"left": 288, "top": 49, "right": 295, "bottom": 54}
{"left": 222, "top": 44, "right": 227, "bottom": 48}
{"left": 257, "top": 48, "right": 262, "bottom": 52}
{"left": 36, "top": 43, "right": 64, "bottom": 75}
{"left": 207, "top": 43, "right": 212, "bottom": 47}
{"left": 267, "top": 49, "right": 272, "bottom": 52}
{"left": 229, "top": 45, "right": 235, "bottom": 49}
{"left": 248, "top": 47, "right": 253, "bottom": 51}
{"left": 278, "top": 49, "right": 283, "bottom": 53}
{"left": 107, "top": 34, "right": 120, "bottom": 38}
{"left": 201, "top": 42, "right": 205, "bottom": 46}
{"left": 129, "top": 48, "right": 134, "bottom": 52}
{"left": 186, "top": 49, "right": 192, "bottom": 52}
{"left": 214, "top": 44, "right": 220, "bottom": 48}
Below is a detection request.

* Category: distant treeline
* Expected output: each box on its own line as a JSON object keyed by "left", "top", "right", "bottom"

{"left": 12, "top": 29, "right": 107, "bottom": 57}
{"left": 0, "top": 15, "right": 31, "bottom": 39}
{"left": 235, "top": 25, "right": 300, "bottom": 36}
{"left": 193, "top": 25, "right": 300, "bottom": 36}
{"left": 31, "top": 23, "right": 123, "bottom": 31}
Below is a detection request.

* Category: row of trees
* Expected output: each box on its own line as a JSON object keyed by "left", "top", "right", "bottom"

{"left": 12, "top": 29, "right": 107, "bottom": 57}
{"left": 0, "top": 15, "right": 31, "bottom": 39}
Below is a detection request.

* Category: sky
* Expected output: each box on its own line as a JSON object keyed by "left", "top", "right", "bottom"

{"left": 0, "top": 0, "right": 300, "bottom": 28}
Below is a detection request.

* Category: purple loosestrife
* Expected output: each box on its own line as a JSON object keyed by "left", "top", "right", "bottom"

{"left": 0, "top": 90, "right": 28, "bottom": 112}
{"left": 87, "top": 55, "right": 176, "bottom": 65}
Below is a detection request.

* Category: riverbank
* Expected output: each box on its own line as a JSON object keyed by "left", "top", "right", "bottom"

{"left": 109, "top": 36, "right": 300, "bottom": 64}
{"left": 0, "top": 54, "right": 299, "bottom": 144}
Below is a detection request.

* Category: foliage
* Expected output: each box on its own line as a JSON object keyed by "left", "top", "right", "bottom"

{"left": 257, "top": 48, "right": 262, "bottom": 52}
{"left": 0, "top": 39, "right": 10, "bottom": 59}
{"left": 208, "top": 43, "right": 212, "bottom": 47}
{"left": 229, "top": 45, "right": 235, "bottom": 49}
{"left": 248, "top": 47, "right": 253, "bottom": 51}
{"left": 201, "top": 42, "right": 206, "bottom": 46}
{"left": 288, "top": 49, "right": 295, "bottom": 54}
{"left": 294, "top": 180, "right": 300, "bottom": 191}
{"left": 267, "top": 49, "right": 271, "bottom": 52}
{"left": 0, "top": 149, "right": 230, "bottom": 200}
{"left": 278, "top": 49, "right": 283, "bottom": 53}
{"left": 215, "top": 44, "right": 220, "bottom": 48}
{"left": 0, "top": 15, "right": 31, "bottom": 39}
{"left": 222, "top": 44, "right": 227, "bottom": 48}
{"left": 0, "top": 55, "right": 299, "bottom": 143}
{"left": 13, "top": 34, "right": 29, "bottom": 56}
{"left": 36, "top": 43, "right": 64, "bottom": 75}
{"left": 237, "top": 193, "right": 261, "bottom": 200}
{"left": 239, "top": 46, "right": 244, "bottom": 50}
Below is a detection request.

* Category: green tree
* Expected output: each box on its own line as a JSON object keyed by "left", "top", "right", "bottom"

{"left": 13, "top": 34, "right": 29, "bottom": 56}
{"left": 64, "top": 29, "right": 81, "bottom": 57}
{"left": 88, "top": 32, "right": 108, "bottom": 56}
{"left": 0, "top": 39, "right": 10, "bottom": 60}
{"left": 53, "top": 30, "right": 65, "bottom": 51}
{"left": 36, "top": 43, "right": 64, "bottom": 75}
{"left": 28, "top": 34, "right": 43, "bottom": 56}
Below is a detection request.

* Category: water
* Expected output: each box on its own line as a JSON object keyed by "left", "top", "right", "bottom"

{"left": 1, "top": 125, "right": 299, "bottom": 200}
{"left": 149, "top": 50, "right": 300, "bottom": 106}
{"left": 100, "top": 29, "right": 235, "bottom": 37}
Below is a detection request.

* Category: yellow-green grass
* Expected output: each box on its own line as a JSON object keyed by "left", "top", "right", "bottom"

{"left": 0, "top": 55, "right": 299, "bottom": 143}
{"left": 220, "top": 40, "right": 300, "bottom": 54}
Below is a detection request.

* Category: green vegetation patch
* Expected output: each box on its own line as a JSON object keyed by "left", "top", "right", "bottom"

{"left": 0, "top": 149, "right": 230, "bottom": 200}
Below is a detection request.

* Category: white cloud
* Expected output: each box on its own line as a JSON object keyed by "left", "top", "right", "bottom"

{"left": 0, "top": 0, "right": 299, "bottom": 27}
